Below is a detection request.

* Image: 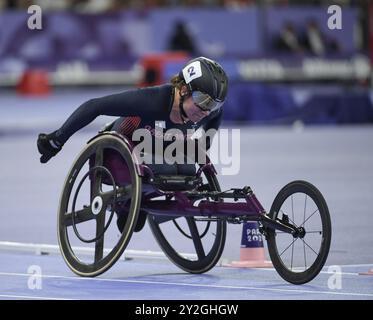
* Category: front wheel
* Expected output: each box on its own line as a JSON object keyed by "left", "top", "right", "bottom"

{"left": 266, "top": 180, "right": 331, "bottom": 284}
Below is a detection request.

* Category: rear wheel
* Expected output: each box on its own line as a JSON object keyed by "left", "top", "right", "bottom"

{"left": 267, "top": 180, "right": 331, "bottom": 284}
{"left": 148, "top": 169, "right": 226, "bottom": 273}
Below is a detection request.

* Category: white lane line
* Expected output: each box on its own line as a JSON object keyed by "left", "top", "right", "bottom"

{"left": 0, "top": 241, "right": 185, "bottom": 260}
{"left": 0, "top": 294, "right": 72, "bottom": 300}
{"left": 237, "top": 268, "right": 360, "bottom": 276}
{"left": 0, "top": 272, "right": 372, "bottom": 298}
{"left": 224, "top": 263, "right": 373, "bottom": 276}
{"left": 329, "top": 263, "right": 373, "bottom": 267}
{"left": 320, "top": 271, "right": 359, "bottom": 276}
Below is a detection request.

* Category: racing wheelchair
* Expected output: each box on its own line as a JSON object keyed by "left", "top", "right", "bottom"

{"left": 57, "top": 131, "right": 331, "bottom": 285}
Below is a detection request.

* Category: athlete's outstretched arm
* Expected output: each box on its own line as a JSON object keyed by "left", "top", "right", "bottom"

{"left": 55, "top": 87, "right": 157, "bottom": 145}
{"left": 37, "top": 86, "right": 170, "bottom": 163}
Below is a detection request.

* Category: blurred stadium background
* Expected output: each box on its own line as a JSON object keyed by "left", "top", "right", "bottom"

{"left": 0, "top": 0, "right": 372, "bottom": 272}
{"left": 0, "top": 0, "right": 372, "bottom": 125}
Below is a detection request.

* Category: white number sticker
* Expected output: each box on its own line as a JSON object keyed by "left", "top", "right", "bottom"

{"left": 182, "top": 61, "right": 202, "bottom": 84}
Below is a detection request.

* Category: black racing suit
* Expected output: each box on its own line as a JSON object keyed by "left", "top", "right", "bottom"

{"left": 54, "top": 84, "right": 222, "bottom": 175}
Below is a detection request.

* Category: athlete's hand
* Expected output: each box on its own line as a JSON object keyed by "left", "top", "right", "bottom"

{"left": 37, "top": 132, "right": 62, "bottom": 163}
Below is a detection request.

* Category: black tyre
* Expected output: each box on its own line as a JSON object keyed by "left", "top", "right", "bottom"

{"left": 58, "top": 134, "right": 141, "bottom": 277}
{"left": 267, "top": 180, "right": 331, "bottom": 284}
{"left": 148, "top": 168, "right": 226, "bottom": 273}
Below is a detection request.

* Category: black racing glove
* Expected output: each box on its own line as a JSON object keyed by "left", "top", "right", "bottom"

{"left": 37, "top": 132, "right": 63, "bottom": 163}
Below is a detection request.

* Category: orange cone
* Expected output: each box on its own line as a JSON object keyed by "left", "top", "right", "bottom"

{"left": 225, "top": 222, "right": 272, "bottom": 268}
{"left": 17, "top": 69, "right": 51, "bottom": 96}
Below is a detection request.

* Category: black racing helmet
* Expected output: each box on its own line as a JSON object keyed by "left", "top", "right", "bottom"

{"left": 179, "top": 57, "right": 228, "bottom": 112}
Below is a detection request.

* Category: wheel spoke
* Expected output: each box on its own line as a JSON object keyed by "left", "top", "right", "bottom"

{"left": 300, "top": 208, "right": 319, "bottom": 227}
{"left": 92, "top": 147, "right": 104, "bottom": 197}
{"left": 278, "top": 237, "right": 298, "bottom": 257}
{"left": 64, "top": 206, "right": 94, "bottom": 226}
{"left": 186, "top": 217, "right": 206, "bottom": 260}
{"left": 303, "top": 238, "right": 307, "bottom": 270}
{"left": 301, "top": 238, "right": 319, "bottom": 256}
{"left": 291, "top": 238, "right": 294, "bottom": 270}
{"left": 94, "top": 213, "right": 105, "bottom": 263}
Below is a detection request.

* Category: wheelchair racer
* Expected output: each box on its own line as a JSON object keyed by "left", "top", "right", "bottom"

{"left": 37, "top": 56, "right": 228, "bottom": 232}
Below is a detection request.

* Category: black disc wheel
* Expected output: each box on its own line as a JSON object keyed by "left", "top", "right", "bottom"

{"left": 58, "top": 134, "right": 141, "bottom": 277}
{"left": 148, "top": 168, "right": 226, "bottom": 274}
{"left": 267, "top": 180, "right": 331, "bottom": 284}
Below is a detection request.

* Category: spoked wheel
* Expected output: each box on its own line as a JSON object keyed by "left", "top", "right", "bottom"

{"left": 148, "top": 169, "right": 227, "bottom": 274}
{"left": 267, "top": 180, "right": 331, "bottom": 284}
{"left": 58, "top": 134, "right": 141, "bottom": 277}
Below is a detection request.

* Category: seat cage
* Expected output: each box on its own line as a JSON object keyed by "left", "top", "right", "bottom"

{"left": 88, "top": 131, "right": 217, "bottom": 189}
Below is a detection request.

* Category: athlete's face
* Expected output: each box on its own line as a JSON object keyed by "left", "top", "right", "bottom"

{"left": 179, "top": 86, "right": 209, "bottom": 123}
{"left": 182, "top": 96, "right": 210, "bottom": 123}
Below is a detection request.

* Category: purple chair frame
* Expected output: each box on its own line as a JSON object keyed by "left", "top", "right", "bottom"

{"left": 92, "top": 131, "right": 299, "bottom": 236}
